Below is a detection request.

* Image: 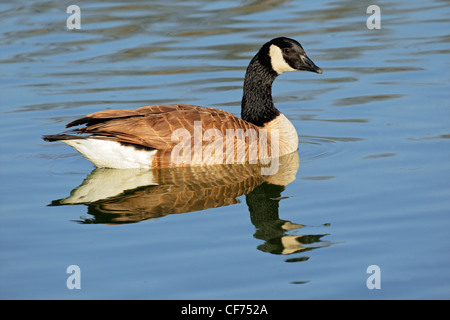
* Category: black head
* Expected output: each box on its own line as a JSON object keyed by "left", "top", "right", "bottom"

{"left": 259, "top": 37, "right": 322, "bottom": 75}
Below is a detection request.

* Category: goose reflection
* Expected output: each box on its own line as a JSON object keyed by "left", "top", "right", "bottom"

{"left": 50, "top": 152, "right": 331, "bottom": 256}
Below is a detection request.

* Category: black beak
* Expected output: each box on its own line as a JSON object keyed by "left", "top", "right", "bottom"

{"left": 299, "top": 54, "right": 322, "bottom": 74}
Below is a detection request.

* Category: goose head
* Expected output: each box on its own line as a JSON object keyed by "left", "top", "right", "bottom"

{"left": 241, "top": 37, "right": 322, "bottom": 126}
{"left": 260, "top": 37, "right": 322, "bottom": 75}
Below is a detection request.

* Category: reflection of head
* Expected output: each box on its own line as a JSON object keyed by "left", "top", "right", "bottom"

{"left": 247, "top": 182, "right": 330, "bottom": 255}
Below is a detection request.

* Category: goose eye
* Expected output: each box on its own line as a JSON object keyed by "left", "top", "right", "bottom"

{"left": 283, "top": 48, "right": 291, "bottom": 54}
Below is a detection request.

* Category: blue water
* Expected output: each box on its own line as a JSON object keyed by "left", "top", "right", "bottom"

{"left": 1, "top": 0, "right": 449, "bottom": 299}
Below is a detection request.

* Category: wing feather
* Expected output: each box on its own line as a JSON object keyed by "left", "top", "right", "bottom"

{"left": 45, "top": 104, "right": 278, "bottom": 167}
{"left": 66, "top": 104, "right": 261, "bottom": 149}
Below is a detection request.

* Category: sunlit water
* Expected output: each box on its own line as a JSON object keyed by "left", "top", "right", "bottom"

{"left": 1, "top": 0, "right": 449, "bottom": 299}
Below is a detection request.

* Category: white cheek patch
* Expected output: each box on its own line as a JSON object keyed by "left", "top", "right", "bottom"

{"left": 269, "top": 44, "right": 296, "bottom": 75}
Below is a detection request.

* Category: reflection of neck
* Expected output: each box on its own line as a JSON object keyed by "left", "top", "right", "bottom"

{"left": 241, "top": 56, "right": 280, "bottom": 127}
{"left": 247, "top": 182, "right": 284, "bottom": 225}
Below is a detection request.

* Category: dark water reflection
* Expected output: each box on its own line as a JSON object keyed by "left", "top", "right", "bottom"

{"left": 50, "top": 152, "right": 332, "bottom": 257}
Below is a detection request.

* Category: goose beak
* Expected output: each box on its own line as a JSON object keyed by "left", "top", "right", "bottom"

{"left": 299, "top": 54, "right": 323, "bottom": 74}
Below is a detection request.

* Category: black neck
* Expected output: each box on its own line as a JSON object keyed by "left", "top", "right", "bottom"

{"left": 241, "top": 55, "right": 280, "bottom": 127}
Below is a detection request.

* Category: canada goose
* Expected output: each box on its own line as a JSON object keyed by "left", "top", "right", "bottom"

{"left": 43, "top": 37, "right": 322, "bottom": 169}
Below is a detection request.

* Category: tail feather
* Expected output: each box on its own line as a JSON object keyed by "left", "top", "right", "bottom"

{"left": 42, "top": 134, "right": 86, "bottom": 142}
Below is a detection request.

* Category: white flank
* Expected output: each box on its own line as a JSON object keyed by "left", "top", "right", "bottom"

{"left": 62, "top": 138, "right": 156, "bottom": 169}
{"left": 269, "top": 44, "right": 296, "bottom": 75}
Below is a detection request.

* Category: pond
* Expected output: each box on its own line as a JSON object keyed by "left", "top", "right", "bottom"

{"left": 1, "top": 0, "right": 449, "bottom": 300}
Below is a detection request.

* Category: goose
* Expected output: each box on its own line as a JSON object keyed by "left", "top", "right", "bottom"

{"left": 43, "top": 37, "right": 322, "bottom": 169}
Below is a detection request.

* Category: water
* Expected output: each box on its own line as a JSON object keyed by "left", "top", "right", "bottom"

{"left": 1, "top": 0, "right": 449, "bottom": 300}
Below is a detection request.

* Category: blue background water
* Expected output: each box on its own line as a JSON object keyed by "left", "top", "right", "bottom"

{"left": 1, "top": 0, "right": 449, "bottom": 299}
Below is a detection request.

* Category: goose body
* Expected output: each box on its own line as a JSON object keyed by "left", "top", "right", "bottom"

{"left": 43, "top": 37, "right": 322, "bottom": 169}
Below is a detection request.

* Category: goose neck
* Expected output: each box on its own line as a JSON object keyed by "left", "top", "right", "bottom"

{"left": 241, "top": 57, "right": 280, "bottom": 127}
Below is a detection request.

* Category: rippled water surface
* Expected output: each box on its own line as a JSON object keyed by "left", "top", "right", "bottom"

{"left": 1, "top": 0, "right": 449, "bottom": 299}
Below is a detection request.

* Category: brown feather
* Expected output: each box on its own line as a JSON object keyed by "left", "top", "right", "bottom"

{"left": 61, "top": 104, "right": 285, "bottom": 168}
